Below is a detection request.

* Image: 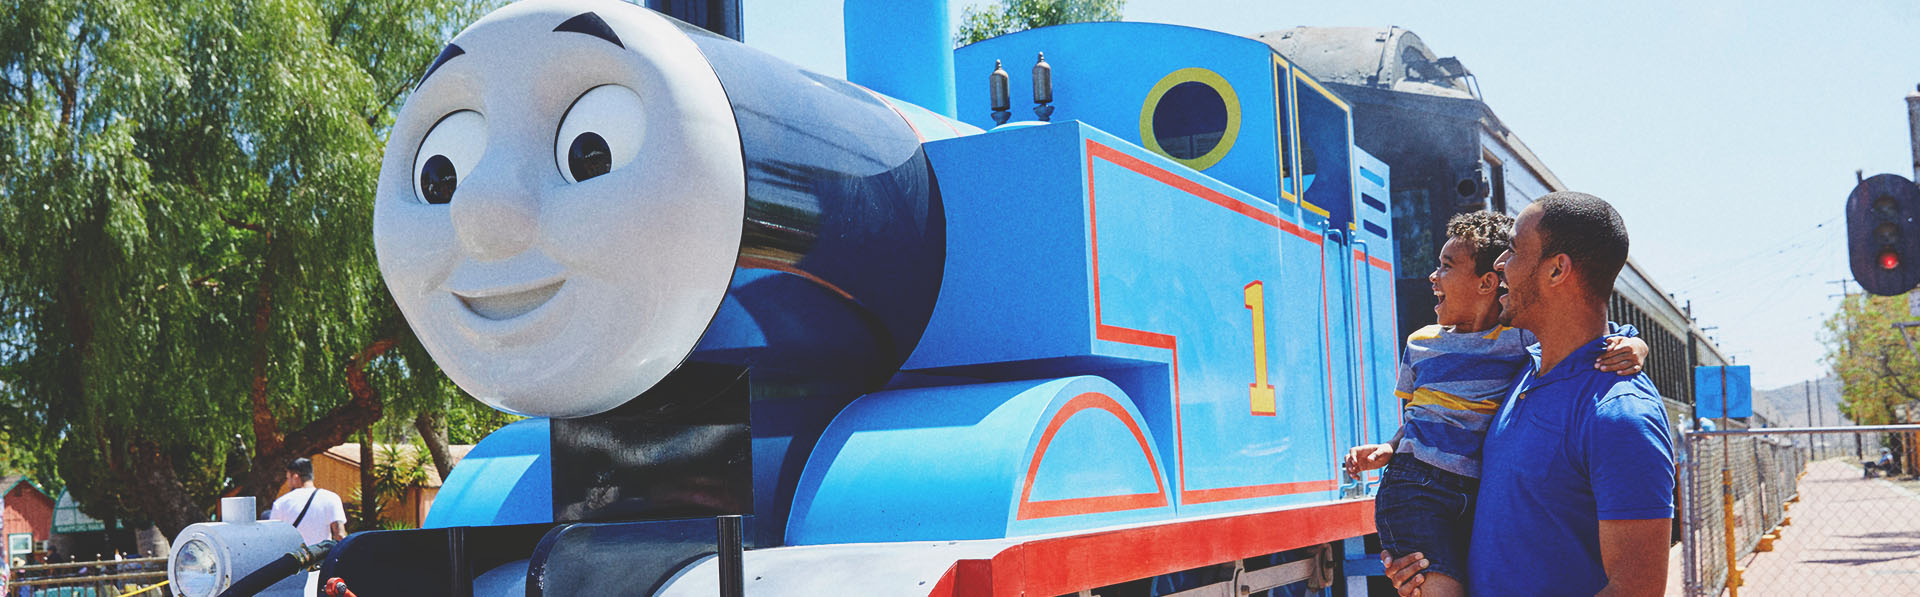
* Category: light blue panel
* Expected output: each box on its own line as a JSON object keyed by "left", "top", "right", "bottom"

{"left": 1276, "top": 219, "right": 1336, "bottom": 501}
{"left": 787, "top": 376, "right": 1172, "bottom": 543}
{"left": 1323, "top": 228, "right": 1359, "bottom": 492}
{"left": 422, "top": 418, "right": 552, "bottom": 528}
{"left": 906, "top": 124, "right": 1096, "bottom": 371}
{"left": 1074, "top": 126, "right": 1340, "bottom": 514}
{"left": 955, "top": 23, "right": 1285, "bottom": 202}
{"left": 1695, "top": 365, "right": 1753, "bottom": 419}
{"left": 1354, "top": 149, "right": 1399, "bottom": 476}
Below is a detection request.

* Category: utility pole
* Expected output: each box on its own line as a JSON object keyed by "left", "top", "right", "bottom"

{"left": 1907, "top": 84, "right": 1919, "bottom": 181}
{"left": 1831, "top": 280, "right": 1857, "bottom": 365}
{"left": 1687, "top": 300, "right": 1700, "bottom": 431}
{"left": 1816, "top": 385, "right": 1826, "bottom": 459}
{"left": 1806, "top": 380, "right": 1816, "bottom": 456}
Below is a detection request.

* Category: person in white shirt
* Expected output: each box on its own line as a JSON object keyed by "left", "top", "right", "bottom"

{"left": 269, "top": 457, "right": 347, "bottom": 545}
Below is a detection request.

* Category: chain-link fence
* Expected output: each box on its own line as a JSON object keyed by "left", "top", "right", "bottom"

{"left": 1681, "top": 425, "right": 1920, "bottom": 597}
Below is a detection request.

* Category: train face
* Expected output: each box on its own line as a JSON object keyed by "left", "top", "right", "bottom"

{"left": 373, "top": 0, "right": 949, "bottom": 419}
{"left": 374, "top": 0, "right": 748, "bottom": 417}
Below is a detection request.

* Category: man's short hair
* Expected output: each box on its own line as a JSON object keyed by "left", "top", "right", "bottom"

{"left": 1533, "top": 191, "right": 1629, "bottom": 298}
{"left": 287, "top": 457, "right": 314, "bottom": 481}
{"left": 1445, "top": 210, "right": 1514, "bottom": 275}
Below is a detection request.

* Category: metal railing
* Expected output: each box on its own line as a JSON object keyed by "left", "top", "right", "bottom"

{"left": 6, "top": 556, "right": 169, "bottom": 596}
{"left": 1681, "top": 425, "right": 1920, "bottom": 597}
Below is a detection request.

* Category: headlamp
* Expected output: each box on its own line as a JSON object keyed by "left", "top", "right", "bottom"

{"left": 167, "top": 496, "right": 307, "bottom": 597}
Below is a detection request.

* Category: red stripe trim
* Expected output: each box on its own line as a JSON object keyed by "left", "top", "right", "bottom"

{"left": 1353, "top": 250, "right": 1392, "bottom": 273}
{"left": 1321, "top": 241, "right": 1339, "bottom": 462}
{"left": 938, "top": 111, "right": 964, "bottom": 137}
{"left": 1018, "top": 492, "right": 1169, "bottom": 520}
{"left": 1094, "top": 325, "right": 1173, "bottom": 349}
{"left": 1183, "top": 480, "right": 1341, "bottom": 504}
{"left": 1087, "top": 149, "right": 1103, "bottom": 326}
{"left": 857, "top": 84, "right": 926, "bottom": 143}
{"left": 1086, "top": 141, "right": 1317, "bottom": 242}
{"left": 935, "top": 500, "right": 1376, "bottom": 597}
{"left": 1016, "top": 393, "right": 1170, "bottom": 520}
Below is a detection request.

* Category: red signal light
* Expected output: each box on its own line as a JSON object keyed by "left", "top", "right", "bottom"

{"left": 1882, "top": 249, "right": 1901, "bottom": 270}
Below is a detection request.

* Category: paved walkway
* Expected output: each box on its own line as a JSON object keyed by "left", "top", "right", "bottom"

{"left": 1681, "top": 458, "right": 1920, "bottom": 596}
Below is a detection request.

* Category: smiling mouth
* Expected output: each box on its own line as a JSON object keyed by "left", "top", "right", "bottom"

{"left": 456, "top": 280, "right": 565, "bottom": 320}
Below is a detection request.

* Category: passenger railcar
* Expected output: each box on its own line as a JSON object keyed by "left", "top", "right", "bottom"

{"left": 1261, "top": 27, "right": 1734, "bottom": 434}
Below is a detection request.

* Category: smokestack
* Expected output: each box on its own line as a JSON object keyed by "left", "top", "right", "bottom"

{"left": 845, "top": 0, "right": 957, "bottom": 118}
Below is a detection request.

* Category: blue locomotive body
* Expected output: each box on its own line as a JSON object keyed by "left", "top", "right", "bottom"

{"left": 317, "top": 3, "right": 1406, "bottom": 595}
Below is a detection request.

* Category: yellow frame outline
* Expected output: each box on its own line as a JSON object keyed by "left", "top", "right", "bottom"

{"left": 1272, "top": 54, "right": 1298, "bottom": 205}
{"left": 1139, "top": 67, "right": 1241, "bottom": 171}
{"left": 1291, "top": 69, "right": 1348, "bottom": 219}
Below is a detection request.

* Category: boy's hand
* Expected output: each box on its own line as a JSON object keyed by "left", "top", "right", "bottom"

{"left": 1345, "top": 443, "right": 1394, "bottom": 480}
{"left": 1596, "top": 336, "right": 1648, "bottom": 376}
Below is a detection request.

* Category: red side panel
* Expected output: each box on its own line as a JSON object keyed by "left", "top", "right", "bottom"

{"left": 932, "top": 499, "right": 1374, "bottom": 596}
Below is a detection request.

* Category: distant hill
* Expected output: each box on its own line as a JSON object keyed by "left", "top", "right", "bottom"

{"left": 1753, "top": 376, "right": 1849, "bottom": 428}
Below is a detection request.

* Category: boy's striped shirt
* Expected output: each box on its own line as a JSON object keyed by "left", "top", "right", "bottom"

{"left": 1394, "top": 324, "right": 1534, "bottom": 478}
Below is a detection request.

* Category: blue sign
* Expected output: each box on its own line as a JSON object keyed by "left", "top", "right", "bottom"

{"left": 1695, "top": 365, "right": 1752, "bottom": 419}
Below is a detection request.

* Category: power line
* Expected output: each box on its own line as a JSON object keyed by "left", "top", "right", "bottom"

{"left": 1672, "top": 225, "right": 1842, "bottom": 295}
{"left": 1670, "top": 215, "right": 1840, "bottom": 287}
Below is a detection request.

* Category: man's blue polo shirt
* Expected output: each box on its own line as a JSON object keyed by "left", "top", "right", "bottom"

{"left": 1467, "top": 333, "right": 1675, "bottom": 595}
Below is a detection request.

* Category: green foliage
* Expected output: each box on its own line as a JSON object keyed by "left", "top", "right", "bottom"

{"left": 0, "top": 0, "right": 501, "bottom": 536}
{"left": 955, "top": 0, "right": 1126, "bottom": 46}
{"left": 1822, "top": 293, "right": 1918, "bottom": 426}
{"left": 446, "top": 400, "right": 523, "bottom": 446}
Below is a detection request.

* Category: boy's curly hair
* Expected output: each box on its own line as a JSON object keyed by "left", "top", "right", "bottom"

{"left": 1445, "top": 210, "right": 1514, "bottom": 275}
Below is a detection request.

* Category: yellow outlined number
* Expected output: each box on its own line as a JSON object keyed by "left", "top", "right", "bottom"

{"left": 1245, "top": 281, "right": 1276, "bottom": 416}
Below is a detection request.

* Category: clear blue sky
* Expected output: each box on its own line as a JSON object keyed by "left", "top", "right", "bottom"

{"left": 741, "top": 0, "right": 1920, "bottom": 391}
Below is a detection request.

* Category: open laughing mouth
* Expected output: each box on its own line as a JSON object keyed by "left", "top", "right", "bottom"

{"left": 455, "top": 280, "right": 565, "bottom": 320}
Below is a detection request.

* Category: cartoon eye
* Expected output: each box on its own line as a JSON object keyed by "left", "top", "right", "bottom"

{"left": 555, "top": 85, "right": 644, "bottom": 183}
{"left": 413, "top": 110, "right": 487, "bottom": 205}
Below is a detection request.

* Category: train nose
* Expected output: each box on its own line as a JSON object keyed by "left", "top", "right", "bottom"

{"left": 449, "top": 162, "right": 541, "bottom": 261}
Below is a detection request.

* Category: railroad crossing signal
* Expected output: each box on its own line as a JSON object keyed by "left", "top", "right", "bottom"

{"left": 1846, "top": 173, "right": 1920, "bottom": 296}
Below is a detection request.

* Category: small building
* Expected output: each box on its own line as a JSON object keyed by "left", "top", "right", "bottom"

{"left": 303, "top": 443, "right": 473, "bottom": 529}
{"left": 3, "top": 475, "right": 55, "bottom": 562}
{"left": 51, "top": 488, "right": 157, "bottom": 561}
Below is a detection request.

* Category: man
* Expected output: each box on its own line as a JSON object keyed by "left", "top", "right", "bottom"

{"left": 270, "top": 457, "right": 348, "bottom": 545}
{"left": 1386, "top": 193, "right": 1674, "bottom": 596}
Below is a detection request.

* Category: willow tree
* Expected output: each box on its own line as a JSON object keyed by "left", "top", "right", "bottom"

{"left": 955, "top": 0, "right": 1126, "bottom": 46}
{"left": 0, "top": 0, "right": 491, "bottom": 537}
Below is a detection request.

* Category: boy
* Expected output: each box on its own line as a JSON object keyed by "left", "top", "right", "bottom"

{"left": 1343, "top": 211, "right": 1646, "bottom": 596}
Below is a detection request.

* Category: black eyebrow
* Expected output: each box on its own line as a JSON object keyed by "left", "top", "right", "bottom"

{"left": 416, "top": 44, "right": 465, "bottom": 89}
{"left": 553, "top": 12, "right": 623, "bottom": 48}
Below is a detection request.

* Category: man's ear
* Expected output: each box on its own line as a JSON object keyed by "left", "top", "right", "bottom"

{"left": 1544, "top": 254, "right": 1574, "bottom": 288}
